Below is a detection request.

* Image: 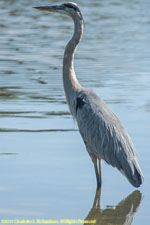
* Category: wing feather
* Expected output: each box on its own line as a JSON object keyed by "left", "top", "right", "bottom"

{"left": 75, "top": 89, "right": 143, "bottom": 187}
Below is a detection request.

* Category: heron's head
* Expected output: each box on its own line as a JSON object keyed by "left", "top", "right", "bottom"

{"left": 33, "top": 2, "right": 83, "bottom": 21}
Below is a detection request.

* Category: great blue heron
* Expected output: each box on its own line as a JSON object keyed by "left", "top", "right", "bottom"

{"left": 34, "top": 2, "right": 143, "bottom": 188}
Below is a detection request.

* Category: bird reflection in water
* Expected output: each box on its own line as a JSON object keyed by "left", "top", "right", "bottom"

{"left": 84, "top": 190, "right": 142, "bottom": 225}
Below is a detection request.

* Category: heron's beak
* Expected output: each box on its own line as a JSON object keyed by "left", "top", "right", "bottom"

{"left": 33, "top": 5, "right": 62, "bottom": 13}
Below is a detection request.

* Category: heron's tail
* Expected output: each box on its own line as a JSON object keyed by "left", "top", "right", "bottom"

{"left": 120, "top": 158, "right": 144, "bottom": 188}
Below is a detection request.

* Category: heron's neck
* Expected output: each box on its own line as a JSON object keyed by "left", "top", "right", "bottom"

{"left": 63, "top": 17, "right": 83, "bottom": 116}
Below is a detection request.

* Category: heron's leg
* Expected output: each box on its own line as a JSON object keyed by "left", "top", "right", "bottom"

{"left": 93, "top": 188, "right": 101, "bottom": 210}
{"left": 94, "top": 163, "right": 101, "bottom": 189}
{"left": 88, "top": 152, "right": 101, "bottom": 189}
{"left": 98, "top": 158, "right": 102, "bottom": 187}
{"left": 91, "top": 155, "right": 101, "bottom": 189}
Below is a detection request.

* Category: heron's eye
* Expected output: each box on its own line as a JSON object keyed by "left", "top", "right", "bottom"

{"left": 62, "top": 3, "right": 77, "bottom": 11}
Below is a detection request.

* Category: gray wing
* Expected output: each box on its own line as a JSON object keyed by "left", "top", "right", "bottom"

{"left": 75, "top": 89, "right": 143, "bottom": 187}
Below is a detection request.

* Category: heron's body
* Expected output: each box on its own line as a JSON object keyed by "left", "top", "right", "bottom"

{"left": 34, "top": 2, "right": 143, "bottom": 188}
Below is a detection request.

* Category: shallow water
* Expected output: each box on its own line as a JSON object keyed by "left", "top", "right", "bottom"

{"left": 0, "top": 0, "right": 150, "bottom": 224}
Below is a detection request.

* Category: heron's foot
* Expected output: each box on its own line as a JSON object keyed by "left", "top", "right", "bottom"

{"left": 93, "top": 188, "right": 101, "bottom": 210}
